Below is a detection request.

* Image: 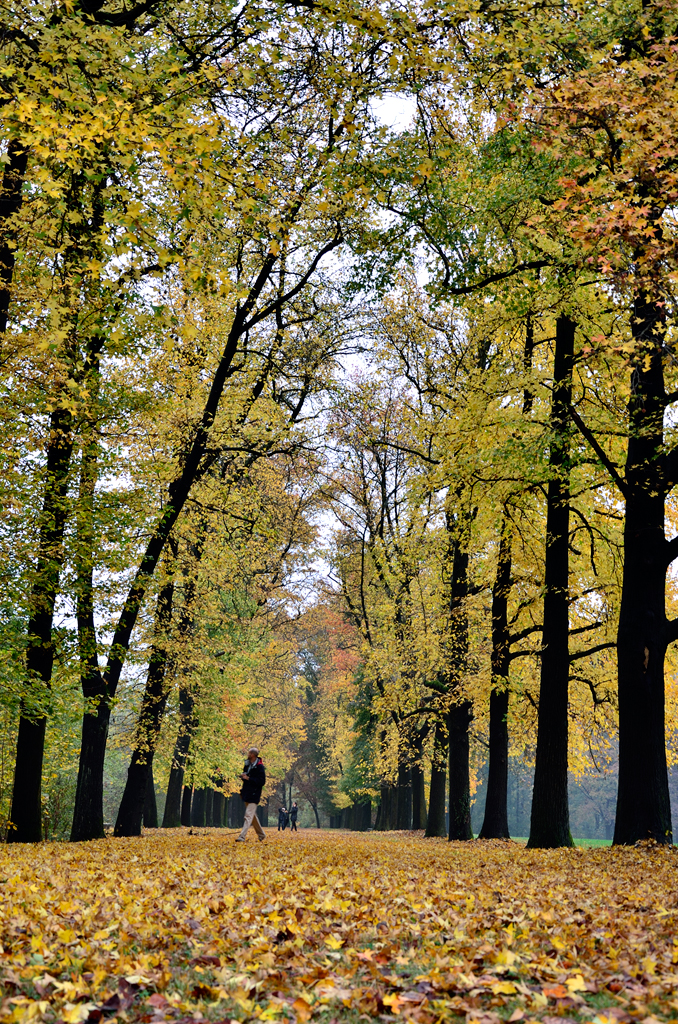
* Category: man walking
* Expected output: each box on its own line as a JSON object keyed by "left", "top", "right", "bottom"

{"left": 235, "top": 747, "right": 266, "bottom": 842}
{"left": 290, "top": 802, "right": 298, "bottom": 831}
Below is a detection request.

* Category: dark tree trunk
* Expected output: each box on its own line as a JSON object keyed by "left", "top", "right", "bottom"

{"left": 212, "top": 791, "right": 224, "bottom": 827}
{"left": 377, "top": 783, "right": 391, "bottom": 830}
{"left": 443, "top": 503, "right": 474, "bottom": 842}
{"left": 8, "top": 406, "right": 74, "bottom": 843}
{"left": 396, "top": 761, "right": 412, "bottom": 829}
{"left": 312, "top": 802, "right": 320, "bottom": 828}
{"left": 425, "top": 720, "right": 447, "bottom": 838}
{"left": 181, "top": 785, "right": 193, "bottom": 825}
{"left": 528, "top": 315, "right": 575, "bottom": 849}
{"left": 411, "top": 725, "right": 428, "bottom": 830}
{"left": 143, "top": 759, "right": 158, "bottom": 828}
{"left": 204, "top": 787, "right": 214, "bottom": 826}
{"left": 192, "top": 787, "right": 206, "bottom": 826}
{"left": 114, "top": 571, "right": 175, "bottom": 837}
{"left": 259, "top": 801, "right": 269, "bottom": 827}
{"left": 0, "top": 140, "right": 29, "bottom": 333}
{"left": 480, "top": 517, "right": 512, "bottom": 839}
{"left": 162, "top": 683, "right": 196, "bottom": 827}
{"left": 448, "top": 700, "right": 473, "bottom": 840}
{"left": 615, "top": 294, "right": 672, "bottom": 844}
{"left": 71, "top": 703, "right": 110, "bottom": 841}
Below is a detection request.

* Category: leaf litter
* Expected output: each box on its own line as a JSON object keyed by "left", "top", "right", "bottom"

{"left": 2, "top": 830, "right": 678, "bottom": 1024}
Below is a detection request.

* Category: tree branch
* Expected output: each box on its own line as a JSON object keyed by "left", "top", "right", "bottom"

{"left": 569, "top": 641, "right": 616, "bottom": 662}
{"left": 570, "top": 405, "right": 628, "bottom": 498}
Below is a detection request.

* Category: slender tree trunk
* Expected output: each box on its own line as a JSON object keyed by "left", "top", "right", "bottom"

{"left": 443, "top": 502, "right": 474, "bottom": 841}
{"left": 615, "top": 293, "right": 672, "bottom": 844}
{"left": 143, "top": 760, "right": 158, "bottom": 828}
{"left": 312, "top": 802, "right": 320, "bottom": 828}
{"left": 425, "top": 719, "right": 447, "bottom": 838}
{"left": 411, "top": 725, "right": 428, "bottom": 830}
{"left": 480, "top": 518, "right": 512, "bottom": 839}
{"left": 9, "top": 405, "right": 74, "bottom": 843}
{"left": 162, "top": 683, "right": 196, "bottom": 827}
{"left": 396, "top": 759, "right": 412, "bottom": 829}
{"left": 114, "top": 568, "right": 175, "bottom": 837}
{"left": 528, "top": 315, "right": 575, "bottom": 848}
{"left": 181, "top": 785, "right": 192, "bottom": 825}
{"left": 448, "top": 700, "right": 473, "bottom": 840}
{"left": 0, "top": 139, "right": 29, "bottom": 334}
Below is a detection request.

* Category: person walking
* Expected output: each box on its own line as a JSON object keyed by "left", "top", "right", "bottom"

{"left": 278, "top": 806, "right": 287, "bottom": 831}
{"left": 290, "top": 802, "right": 298, "bottom": 831}
{"left": 235, "top": 747, "right": 266, "bottom": 842}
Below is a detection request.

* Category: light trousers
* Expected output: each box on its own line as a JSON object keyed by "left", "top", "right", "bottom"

{"left": 238, "top": 802, "right": 265, "bottom": 840}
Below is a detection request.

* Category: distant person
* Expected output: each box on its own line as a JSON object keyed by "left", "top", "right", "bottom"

{"left": 290, "top": 802, "right": 298, "bottom": 831}
{"left": 235, "top": 747, "right": 266, "bottom": 842}
{"left": 278, "top": 806, "right": 288, "bottom": 831}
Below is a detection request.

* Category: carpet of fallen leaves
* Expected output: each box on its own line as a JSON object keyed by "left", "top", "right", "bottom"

{"left": 2, "top": 830, "right": 678, "bottom": 1024}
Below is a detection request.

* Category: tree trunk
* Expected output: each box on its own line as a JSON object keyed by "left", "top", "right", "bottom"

{"left": 0, "top": 139, "right": 29, "bottom": 333}
{"left": 192, "top": 787, "right": 206, "bottom": 826}
{"left": 480, "top": 517, "right": 512, "bottom": 839}
{"left": 425, "top": 720, "right": 447, "bottom": 838}
{"left": 396, "top": 760, "right": 412, "bottom": 829}
{"left": 411, "top": 726, "right": 428, "bottom": 830}
{"left": 615, "top": 293, "right": 672, "bottom": 844}
{"left": 212, "top": 790, "right": 224, "bottom": 827}
{"left": 181, "top": 785, "right": 193, "bottom": 825}
{"left": 377, "top": 783, "right": 391, "bottom": 830}
{"left": 528, "top": 315, "right": 575, "bottom": 849}
{"left": 448, "top": 700, "right": 473, "bottom": 840}
{"left": 8, "top": 405, "right": 74, "bottom": 843}
{"left": 204, "top": 787, "right": 214, "bottom": 826}
{"left": 143, "top": 759, "right": 158, "bottom": 828}
{"left": 162, "top": 683, "right": 196, "bottom": 827}
{"left": 114, "top": 570, "right": 175, "bottom": 837}
{"left": 312, "top": 802, "right": 320, "bottom": 828}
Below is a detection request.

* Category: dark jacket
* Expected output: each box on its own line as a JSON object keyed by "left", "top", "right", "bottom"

{"left": 240, "top": 757, "right": 265, "bottom": 804}
{"left": 290, "top": 805, "right": 298, "bottom": 822}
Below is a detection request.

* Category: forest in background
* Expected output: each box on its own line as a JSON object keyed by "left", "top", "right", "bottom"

{"left": 3, "top": 0, "right": 678, "bottom": 847}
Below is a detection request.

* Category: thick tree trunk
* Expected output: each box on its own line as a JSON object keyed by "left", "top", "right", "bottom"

{"left": 411, "top": 725, "right": 428, "bottom": 830}
{"left": 143, "top": 760, "right": 158, "bottom": 828}
{"left": 479, "top": 518, "right": 512, "bottom": 839}
{"left": 448, "top": 700, "right": 473, "bottom": 840}
{"left": 181, "top": 785, "right": 193, "bottom": 825}
{"left": 528, "top": 315, "right": 575, "bottom": 849}
{"left": 192, "top": 787, "right": 206, "bottom": 826}
{"left": 212, "top": 790, "right": 224, "bottom": 827}
{"left": 8, "top": 409, "right": 74, "bottom": 843}
{"left": 204, "top": 787, "right": 214, "bottom": 826}
{"left": 615, "top": 294, "right": 672, "bottom": 844}
{"left": 115, "top": 571, "right": 175, "bottom": 837}
{"left": 425, "top": 720, "right": 447, "bottom": 838}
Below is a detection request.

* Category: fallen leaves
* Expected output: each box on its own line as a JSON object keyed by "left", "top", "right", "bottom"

{"left": 1, "top": 831, "right": 678, "bottom": 1024}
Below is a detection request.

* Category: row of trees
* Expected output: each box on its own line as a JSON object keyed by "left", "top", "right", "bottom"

{"left": 2, "top": 0, "right": 678, "bottom": 845}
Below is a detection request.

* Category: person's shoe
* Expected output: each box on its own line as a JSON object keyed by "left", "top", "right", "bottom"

{"left": 235, "top": 837, "right": 246, "bottom": 842}
{"left": 258, "top": 834, "right": 265, "bottom": 841}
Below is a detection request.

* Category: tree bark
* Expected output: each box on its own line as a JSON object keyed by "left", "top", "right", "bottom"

{"left": 0, "top": 139, "right": 29, "bottom": 334}
{"left": 143, "top": 759, "right": 158, "bottom": 828}
{"left": 212, "top": 790, "right": 224, "bottom": 827}
{"left": 114, "top": 569, "right": 175, "bottom": 837}
{"left": 204, "top": 787, "right": 214, "bottom": 826}
{"left": 162, "top": 683, "right": 196, "bottom": 827}
{"left": 614, "top": 293, "right": 672, "bottom": 844}
{"left": 479, "top": 517, "right": 512, "bottom": 839}
{"left": 191, "top": 787, "right": 206, "bottom": 826}
{"left": 448, "top": 700, "right": 473, "bottom": 840}
{"left": 528, "top": 315, "right": 575, "bottom": 849}
{"left": 181, "top": 785, "right": 192, "bottom": 825}
{"left": 396, "top": 759, "right": 412, "bottom": 829}
{"left": 425, "top": 719, "right": 447, "bottom": 837}
{"left": 8, "top": 404, "right": 74, "bottom": 843}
